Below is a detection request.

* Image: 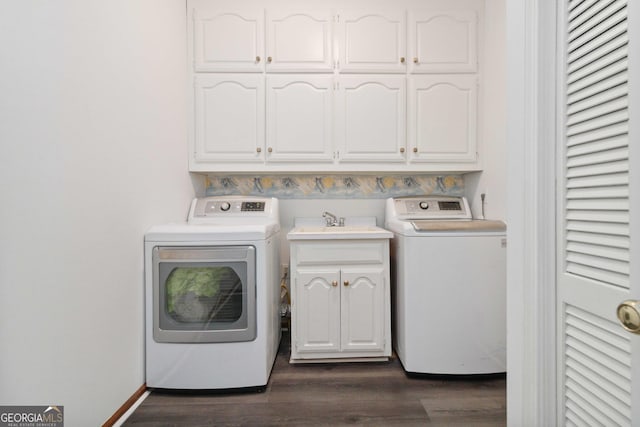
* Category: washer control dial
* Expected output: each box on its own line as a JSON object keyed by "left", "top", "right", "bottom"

{"left": 220, "top": 202, "right": 231, "bottom": 211}
{"left": 419, "top": 201, "right": 430, "bottom": 210}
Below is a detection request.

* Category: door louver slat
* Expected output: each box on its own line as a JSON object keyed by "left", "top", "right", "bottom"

{"left": 567, "top": 58, "right": 627, "bottom": 96}
{"left": 568, "top": 30, "right": 627, "bottom": 74}
{"left": 566, "top": 357, "right": 631, "bottom": 404}
{"left": 567, "top": 84, "right": 627, "bottom": 116}
{"left": 566, "top": 231, "right": 629, "bottom": 248}
{"left": 566, "top": 121, "right": 627, "bottom": 146}
{"left": 566, "top": 241, "right": 629, "bottom": 262}
{"left": 567, "top": 44, "right": 626, "bottom": 86}
{"left": 568, "top": 5, "right": 626, "bottom": 51}
{"left": 566, "top": 110, "right": 628, "bottom": 136}
{"left": 563, "top": 305, "right": 631, "bottom": 425}
{"left": 566, "top": 186, "right": 627, "bottom": 199}
{"left": 566, "top": 133, "right": 626, "bottom": 155}
{"left": 565, "top": 172, "right": 628, "bottom": 189}
{"left": 567, "top": 70, "right": 627, "bottom": 105}
{"left": 569, "top": 0, "right": 625, "bottom": 34}
{"left": 565, "top": 146, "right": 628, "bottom": 167}
{"left": 566, "top": 97, "right": 627, "bottom": 126}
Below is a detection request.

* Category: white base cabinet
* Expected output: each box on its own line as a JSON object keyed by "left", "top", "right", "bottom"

{"left": 289, "top": 240, "right": 391, "bottom": 362}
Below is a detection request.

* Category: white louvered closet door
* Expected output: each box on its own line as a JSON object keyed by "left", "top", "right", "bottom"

{"left": 558, "top": 0, "right": 639, "bottom": 425}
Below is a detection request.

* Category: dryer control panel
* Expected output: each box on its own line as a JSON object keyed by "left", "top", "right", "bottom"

{"left": 188, "top": 196, "right": 278, "bottom": 223}
{"left": 390, "top": 196, "right": 471, "bottom": 220}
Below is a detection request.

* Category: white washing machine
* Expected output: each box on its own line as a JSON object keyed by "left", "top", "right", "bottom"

{"left": 385, "top": 196, "right": 506, "bottom": 375}
{"left": 145, "top": 196, "right": 280, "bottom": 389}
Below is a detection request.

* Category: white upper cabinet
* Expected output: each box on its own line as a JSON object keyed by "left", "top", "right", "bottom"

{"left": 190, "top": 5, "right": 264, "bottom": 73}
{"left": 192, "top": 74, "right": 265, "bottom": 164}
{"left": 336, "top": 10, "right": 407, "bottom": 73}
{"left": 408, "top": 75, "right": 478, "bottom": 163}
{"left": 266, "top": 75, "right": 334, "bottom": 162}
{"left": 409, "top": 10, "right": 478, "bottom": 73}
{"left": 266, "top": 10, "right": 333, "bottom": 73}
{"left": 335, "top": 76, "right": 406, "bottom": 162}
{"left": 186, "top": 0, "right": 488, "bottom": 172}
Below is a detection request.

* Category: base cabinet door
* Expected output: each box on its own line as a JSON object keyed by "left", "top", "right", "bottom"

{"left": 340, "top": 268, "right": 386, "bottom": 352}
{"left": 294, "top": 269, "right": 341, "bottom": 354}
{"left": 289, "top": 240, "right": 391, "bottom": 362}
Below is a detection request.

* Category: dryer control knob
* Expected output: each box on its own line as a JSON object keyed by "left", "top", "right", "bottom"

{"left": 419, "top": 201, "right": 429, "bottom": 210}
{"left": 220, "top": 202, "right": 231, "bottom": 211}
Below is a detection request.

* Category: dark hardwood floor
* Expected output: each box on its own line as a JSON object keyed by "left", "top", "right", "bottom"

{"left": 124, "top": 332, "right": 506, "bottom": 426}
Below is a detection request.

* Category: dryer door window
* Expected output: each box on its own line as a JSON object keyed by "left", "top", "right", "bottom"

{"left": 153, "top": 246, "right": 256, "bottom": 343}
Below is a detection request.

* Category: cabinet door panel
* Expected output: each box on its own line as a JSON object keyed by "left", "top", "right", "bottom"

{"left": 266, "top": 75, "right": 334, "bottom": 162}
{"left": 294, "top": 269, "right": 341, "bottom": 353}
{"left": 336, "top": 76, "right": 406, "bottom": 162}
{"left": 193, "top": 75, "right": 264, "bottom": 162}
{"left": 266, "top": 10, "right": 333, "bottom": 72}
{"left": 341, "top": 268, "right": 386, "bottom": 352}
{"left": 408, "top": 75, "right": 477, "bottom": 163}
{"left": 191, "top": 6, "right": 264, "bottom": 72}
{"left": 409, "top": 10, "right": 478, "bottom": 73}
{"left": 338, "top": 10, "right": 406, "bottom": 73}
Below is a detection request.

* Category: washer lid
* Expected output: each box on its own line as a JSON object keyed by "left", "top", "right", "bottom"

{"left": 411, "top": 219, "right": 506, "bottom": 232}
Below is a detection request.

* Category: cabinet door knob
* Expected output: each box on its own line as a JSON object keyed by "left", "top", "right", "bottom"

{"left": 400, "top": 147, "right": 405, "bottom": 153}
{"left": 267, "top": 56, "right": 273, "bottom": 63}
{"left": 256, "top": 147, "right": 262, "bottom": 153}
{"left": 413, "top": 57, "right": 419, "bottom": 64}
{"left": 343, "top": 280, "right": 349, "bottom": 287}
{"left": 413, "top": 147, "right": 418, "bottom": 153}
{"left": 400, "top": 57, "right": 405, "bottom": 63}
{"left": 268, "top": 147, "right": 273, "bottom": 153}
{"left": 332, "top": 280, "right": 338, "bottom": 287}
{"left": 256, "top": 56, "right": 261, "bottom": 63}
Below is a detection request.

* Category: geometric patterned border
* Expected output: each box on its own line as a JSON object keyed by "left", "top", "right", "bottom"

{"left": 204, "top": 174, "right": 464, "bottom": 199}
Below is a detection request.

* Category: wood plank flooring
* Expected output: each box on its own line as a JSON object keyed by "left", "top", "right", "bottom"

{"left": 124, "top": 333, "right": 505, "bottom": 426}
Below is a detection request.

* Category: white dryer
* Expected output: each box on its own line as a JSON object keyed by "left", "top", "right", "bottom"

{"left": 385, "top": 196, "right": 506, "bottom": 375}
{"left": 145, "top": 196, "right": 280, "bottom": 389}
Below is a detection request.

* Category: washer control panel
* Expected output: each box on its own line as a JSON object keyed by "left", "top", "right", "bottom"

{"left": 391, "top": 196, "right": 471, "bottom": 220}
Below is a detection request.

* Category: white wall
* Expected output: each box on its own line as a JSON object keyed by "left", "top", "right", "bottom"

{"left": 0, "top": 2, "right": 193, "bottom": 426}
{"left": 465, "top": 0, "right": 506, "bottom": 221}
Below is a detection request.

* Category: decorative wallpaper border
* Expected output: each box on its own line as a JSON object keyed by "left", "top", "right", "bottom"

{"left": 204, "top": 174, "right": 464, "bottom": 199}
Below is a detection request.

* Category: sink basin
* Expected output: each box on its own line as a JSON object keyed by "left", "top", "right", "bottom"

{"left": 287, "top": 225, "right": 393, "bottom": 240}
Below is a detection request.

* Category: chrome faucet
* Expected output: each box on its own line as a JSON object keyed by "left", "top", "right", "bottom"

{"left": 323, "top": 211, "right": 345, "bottom": 227}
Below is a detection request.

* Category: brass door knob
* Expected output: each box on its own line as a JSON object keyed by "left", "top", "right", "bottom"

{"left": 617, "top": 300, "right": 640, "bottom": 334}
{"left": 267, "top": 56, "right": 273, "bottom": 63}
{"left": 332, "top": 280, "right": 338, "bottom": 287}
{"left": 256, "top": 147, "right": 262, "bottom": 153}
{"left": 256, "top": 56, "right": 261, "bottom": 63}
{"left": 413, "top": 57, "right": 419, "bottom": 64}
{"left": 413, "top": 147, "right": 418, "bottom": 153}
{"left": 268, "top": 147, "right": 273, "bottom": 153}
{"left": 400, "top": 147, "right": 405, "bottom": 153}
{"left": 343, "top": 280, "right": 349, "bottom": 287}
{"left": 400, "top": 57, "right": 405, "bottom": 63}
